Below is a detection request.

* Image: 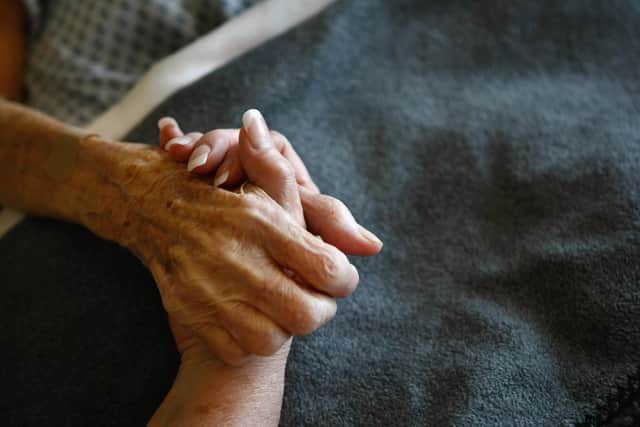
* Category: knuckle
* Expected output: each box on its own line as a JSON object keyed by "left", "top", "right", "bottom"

{"left": 254, "top": 329, "right": 283, "bottom": 356}
{"left": 323, "top": 196, "right": 349, "bottom": 220}
{"left": 321, "top": 300, "right": 337, "bottom": 326}
{"left": 317, "top": 250, "right": 342, "bottom": 283}
{"left": 293, "top": 305, "right": 323, "bottom": 336}
{"left": 313, "top": 248, "right": 356, "bottom": 297}
{"left": 340, "top": 264, "right": 359, "bottom": 297}
{"left": 292, "top": 299, "right": 337, "bottom": 336}
{"left": 262, "top": 272, "right": 292, "bottom": 302}
{"left": 331, "top": 197, "right": 350, "bottom": 215}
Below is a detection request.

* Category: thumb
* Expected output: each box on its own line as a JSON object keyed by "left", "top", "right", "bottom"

{"left": 239, "top": 109, "right": 304, "bottom": 225}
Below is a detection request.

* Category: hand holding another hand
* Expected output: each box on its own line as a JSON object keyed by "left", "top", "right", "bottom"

{"left": 123, "top": 109, "right": 381, "bottom": 365}
{"left": 158, "top": 110, "right": 383, "bottom": 256}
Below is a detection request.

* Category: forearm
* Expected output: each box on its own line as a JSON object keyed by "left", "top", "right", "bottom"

{"left": 0, "top": 99, "right": 142, "bottom": 244}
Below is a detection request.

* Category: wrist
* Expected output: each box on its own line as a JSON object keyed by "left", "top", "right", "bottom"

{"left": 151, "top": 339, "right": 292, "bottom": 427}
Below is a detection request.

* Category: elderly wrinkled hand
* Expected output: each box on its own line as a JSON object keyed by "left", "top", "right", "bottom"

{"left": 122, "top": 110, "right": 381, "bottom": 365}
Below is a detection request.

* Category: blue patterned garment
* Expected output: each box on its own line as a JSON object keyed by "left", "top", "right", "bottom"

{"left": 21, "top": 0, "right": 257, "bottom": 126}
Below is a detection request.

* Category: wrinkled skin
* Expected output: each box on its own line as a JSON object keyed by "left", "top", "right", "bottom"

{"left": 111, "top": 110, "right": 381, "bottom": 365}
{"left": 122, "top": 150, "right": 352, "bottom": 365}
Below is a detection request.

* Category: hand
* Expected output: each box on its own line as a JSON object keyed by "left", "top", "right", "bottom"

{"left": 117, "top": 110, "right": 378, "bottom": 365}
{"left": 149, "top": 110, "right": 357, "bottom": 424}
{"left": 157, "top": 114, "right": 383, "bottom": 256}
{"left": 149, "top": 110, "right": 377, "bottom": 424}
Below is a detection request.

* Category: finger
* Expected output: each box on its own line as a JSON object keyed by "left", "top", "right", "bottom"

{"left": 216, "top": 301, "right": 291, "bottom": 357}
{"left": 166, "top": 132, "right": 203, "bottom": 162}
{"left": 165, "top": 120, "right": 319, "bottom": 194}
{"left": 248, "top": 201, "right": 359, "bottom": 297}
{"left": 214, "top": 143, "right": 246, "bottom": 188}
{"left": 236, "top": 260, "right": 337, "bottom": 336}
{"left": 239, "top": 109, "right": 304, "bottom": 224}
{"left": 148, "top": 255, "right": 251, "bottom": 366}
{"left": 299, "top": 186, "right": 383, "bottom": 256}
{"left": 157, "top": 117, "right": 184, "bottom": 149}
{"left": 270, "top": 130, "right": 320, "bottom": 193}
{"left": 196, "top": 323, "right": 250, "bottom": 367}
{"left": 208, "top": 127, "right": 317, "bottom": 191}
{"left": 186, "top": 129, "right": 236, "bottom": 174}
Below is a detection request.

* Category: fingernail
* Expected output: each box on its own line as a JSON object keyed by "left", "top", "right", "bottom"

{"left": 242, "top": 109, "right": 270, "bottom": 149}
{"left": 187, "top": 145, "right": 210, "bottom": 171}
{"left": 158, "top": 117, "right": 177, "bottom": 129}
{"left": 357, "top": 224, "right": 383, "bottom": 246}
{"left": 165, "top": 132, "right": 201, "bottom": 151}
{"left": 164, "top": 136, "right": 191, "bottom": 151}
{"left": 213, "top": 169, "right": 229, "bottom": 187}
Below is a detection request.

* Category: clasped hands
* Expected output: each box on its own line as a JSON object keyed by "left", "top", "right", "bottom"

{"left": 129, "top": 109, "right": 382, "bottom": 365}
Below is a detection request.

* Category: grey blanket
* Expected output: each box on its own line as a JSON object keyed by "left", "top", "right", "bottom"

{"left": 3, "top": 0, "right": 640, "bottom": 425}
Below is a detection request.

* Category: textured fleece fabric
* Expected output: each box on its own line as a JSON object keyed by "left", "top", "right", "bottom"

{"left": 2, "top": 0, "right": 640, "bottom": 425}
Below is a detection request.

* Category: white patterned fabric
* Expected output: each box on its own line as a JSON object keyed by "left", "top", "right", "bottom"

{"left": 21, "top": 0, "right": 257, "bottom": 126}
